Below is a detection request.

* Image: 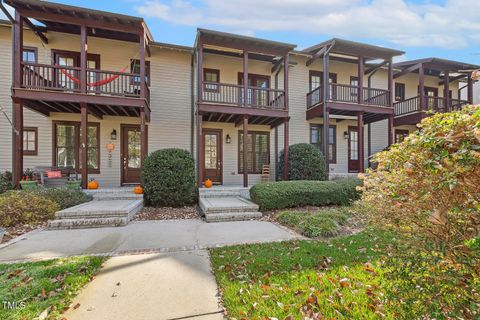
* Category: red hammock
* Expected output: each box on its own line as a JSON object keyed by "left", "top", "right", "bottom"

{"left": 59, "top": 66, "right": 128, "bottom": 87}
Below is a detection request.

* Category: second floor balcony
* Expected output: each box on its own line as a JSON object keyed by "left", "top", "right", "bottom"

{"left": 306, "top": 83, "right": 390, "bottom": 109}
{"left": 394, "top": 95, "right": 469, "bottom": 117}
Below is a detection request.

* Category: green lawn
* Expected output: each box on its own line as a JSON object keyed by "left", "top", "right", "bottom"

{"left": 210, "top": 230, "right": 396, "bottom": 319}
{"left": 0, "top": 256, "right": 106, "bottom": 320}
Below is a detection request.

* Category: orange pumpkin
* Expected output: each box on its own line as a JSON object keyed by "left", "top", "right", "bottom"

{"left": 204, "top": 179, "right": 213, "bottom": 188}
{"left": 88, "top": 180, "right": 99, "bottom": 190}
{"left": 133, "top": 186, "right": 144, "bottom": 194}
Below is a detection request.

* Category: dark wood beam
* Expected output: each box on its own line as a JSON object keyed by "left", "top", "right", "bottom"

{"left": 438, "top": 74, "right": 466, "bottom": 86}
{"left": 88, "top": 104, "right": 104, "bottom": 119}
{"left": 393, "top": 63, "right": 422, "bottom": 79}
{"left": 358, "top": 112, "right": 364, "bottom": 173}
{"left": 283, "top": 118, "right": 289, "bottom": 180}
{"left": 364, "top": 60, "right": 387, "bottom": 75}
{"left": 306, "top": 45, "right": 329, "bottom": 67}
{"left": 140, "top": 108, "right": 147, "bottom": 167}
{"left": 234, "top": 115, "right": 244, "bottom": 127}
{"left": 22, "top": 17, "right": 48, "bottom": 44}
{"left": 80, "top": 103, "right": 88, "bottom": 189}
{"left": 24, "top": 102, "right": 50, "bottom": 117}
{"left": 12, "top": 101, "right": 23, "bottom": 187}
{"left": 271, "top": 57, "right": 283, "bottom": 74}
{"left": 0, "top": 2, "right": 14, "bottom": 22}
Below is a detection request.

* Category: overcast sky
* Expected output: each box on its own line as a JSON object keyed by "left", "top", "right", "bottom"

{"left": 3, "top": 0, "right": 480, "bottom": 64}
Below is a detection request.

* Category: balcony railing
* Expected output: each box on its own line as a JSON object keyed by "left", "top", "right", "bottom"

{"left": 394, "top": 95, "right": 469, "bottom": 117}
{"left": 20, "top": 62, "right": 148, "bottom": 100}
{"left": 201, "top": 81, "right": 287, "bottom": 110}
{"left": 306, "top": 83, "right": 390, "bottom": 109}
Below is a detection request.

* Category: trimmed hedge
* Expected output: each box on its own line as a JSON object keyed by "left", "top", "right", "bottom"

{"left": 34, "top": 188, "right": 91, "bottom": 210}
{"left": 143, "top": 148, "right": 197, "bottom": 207}
{"left": 250, "top": 179, "right": 361, "bottom": 210}
{"left": 278, "top": 143, "right": 327, "bottom": 181}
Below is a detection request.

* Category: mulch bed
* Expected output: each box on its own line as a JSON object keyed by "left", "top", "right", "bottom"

{"left": 1, "top": 223, "right": 46, "bottom": 244}
{"left": 133, "top": 206, "right": 201, "bottom": 221}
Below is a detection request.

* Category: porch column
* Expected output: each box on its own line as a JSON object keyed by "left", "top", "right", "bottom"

{"left": 357, "top": 56, "right": 364, "bottom": 104}
{"left": 387, "top": 114, "right": 394, "bottom": 146}
{"left": 243, "top": 50, "right": 248, "bottom": 107}
{"left": 387, "top": 58, "right": 393, "bottom": 109}
{"left": 139, "top": 31, "right": 146, "bottom": 99}
{"left": 80, "top": 25, "right": 87, "bottom": 93}
{"left": 283, "top": 118, "right": 289, "bottom": 180}
{"left": 419, "top": 64, "right": 425, "bottom": 110}
{"left": 357, "top": 112, "right": 364, "bottom": 173}
{"left": 322, "top": 52, "right": 330, "bottom": 174}
{"left": 12, "top": 101, "right": 23, "bottom": 188}
{"left": 140, "top": 109, "right": 147, "bottom": 166}
{"left": 442, "top": 70, "right": 450, "bottom": 111}
{"left": 197, "top": 40, "right": 203, "bottom": 103}
{"left": 242, "top": 115, "right": 248, "bottom": 187}
{"left": 283, "top": 53, "right": 289, "bottom": 109}
{"left": 467, "top": 76, "right": 473, "bottom": 105}
{"left": 13, "top": 11, "right": 23, "bottom": 88}
{"left": 197, "top": 113, "right": 204, "bottom": 187}
{"left": 80, "top": 103, "right": 88, "bottom": 189}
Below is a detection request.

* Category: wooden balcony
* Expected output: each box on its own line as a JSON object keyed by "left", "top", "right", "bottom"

{"left": 13, "top": 62, "right": 150, "bottom": 118}
{"left": 306, "top": 83, "right": 392, "bottom": 123}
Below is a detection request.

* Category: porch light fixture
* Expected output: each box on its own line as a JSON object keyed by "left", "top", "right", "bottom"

{"left": 343, "top": 131, "right": 349, "bottom": 139}
{"left": 226, "top": 134, "right": 231, "bottom": 144}
{"left": 111, "top": 129, "right": 117, "bottom": 140}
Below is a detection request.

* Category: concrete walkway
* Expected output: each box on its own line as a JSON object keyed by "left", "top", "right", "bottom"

{"left": 0, "top": 219, "right": 297, "bottom": 262}
{"left": 64, "top": 250, "right": 224, "bottom": 320}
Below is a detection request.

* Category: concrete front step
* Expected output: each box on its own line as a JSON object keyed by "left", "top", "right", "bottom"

{"left": 199, "top": 187, "right": 250, "bottom": 199}
{"left": 48, "top": 199, "right": 143, "bottom": 230}
{"left": 84, "top": 188, "right": 143, "bottom": 201}
{"left": 205, "top": 211, "right": 263, "bottom": 222}
{"left": 199, "top": 197, "right": 259, "bottom": 215}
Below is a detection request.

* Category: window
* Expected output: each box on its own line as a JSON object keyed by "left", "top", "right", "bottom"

{"left": 395, "top": 129, "right": 409, "bottom": 143}
{"left": 238, "top": 131, "right": 269, "bottom": 174}
{"left": 395, "top": 83, "right": 405, "bottom": 101}
{"left": 23, "top": 127, "right": 38, "bottom": 156}
{"left": 203, "top": 68, "right": 220, "bottom": 92}
{"left": 22, "top": 47, "right": 37, "bottom": 63}
{"left": 310, "top": 124, "right": 336, "bottom": 163}
{"left": 130, "top": 59, "right": 151, "bottom": 86}
{"left": 54, "top": 122, "right": 100, "bottom": 173}
{"left": 350, "top": 76, "right": 359, "bottom": 97}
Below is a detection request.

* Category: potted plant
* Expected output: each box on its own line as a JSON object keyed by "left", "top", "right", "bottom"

{"left": 66, "top": 179, "right": 81, "bottom": 190}
{"left": 19, "top": 176, "right": 38, "bottom": 191}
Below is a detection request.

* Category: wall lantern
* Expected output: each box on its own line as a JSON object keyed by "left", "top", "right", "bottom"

{"left": 111, "top": 129, "right": 117, "bottom": 140}
{"left": 343, "top": 131, "right": 349, "bottom": 140}
{"left": 226, "top": 134, "right": 232, "bottom": 144}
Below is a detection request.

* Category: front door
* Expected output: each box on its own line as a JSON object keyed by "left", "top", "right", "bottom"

{"left": 348, "top": 126, "right": 359, "bottom": 173}
{"left": 121, "top": 125, "right": 142, "bottom": 184}
{"left": 203, "top": 129, "right": 222, "bottom": 184}
{"left": 53, "top": 50, "right": 100, "bottom": 90}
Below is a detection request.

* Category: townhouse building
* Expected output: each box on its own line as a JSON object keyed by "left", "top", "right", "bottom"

{"left": 0, "top": 0, "right": 477, "bottom": 188}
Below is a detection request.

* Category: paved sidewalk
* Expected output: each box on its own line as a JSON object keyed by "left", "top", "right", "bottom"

{"left": 64, "top": 250, "right": 224, "bottom": 320}
{"left": 0, "top": 220, "right": 297, "bottom": 262}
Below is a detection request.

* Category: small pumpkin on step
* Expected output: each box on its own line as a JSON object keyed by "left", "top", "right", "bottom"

{"left": 204, "top": 179, "right": 213, "bottom": 188}
{"left": 133, "top": 186, "right": 144, "bottom": 194}
{"left": 87, "top": 179, "right": 99, "bottom": 190}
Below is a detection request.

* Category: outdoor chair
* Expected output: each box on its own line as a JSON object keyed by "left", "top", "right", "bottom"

{"left": 33, "top": 166, "right": 79, "bottom": 188}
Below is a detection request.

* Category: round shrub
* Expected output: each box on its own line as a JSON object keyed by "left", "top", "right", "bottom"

{"left": 34, "top": 188, "right": 91, "bottom": 210}
{"left": 0, "top": 191, "right": 59, "bottom": 227}
{"left": 0, "top": 171, "right": 13, "bottom": 195}
{"left": 278, "top": 143, "right": 326, "bottom": 180}
{"left": 143, "top": 148, "right": 197, "bottom": 207}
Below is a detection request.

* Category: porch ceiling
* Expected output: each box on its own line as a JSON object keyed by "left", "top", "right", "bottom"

{"left": 306, "top": 103, "right": 392, "bottom": 124}
{"left": 200, "top": 111, "right": 287, "bottom": 129}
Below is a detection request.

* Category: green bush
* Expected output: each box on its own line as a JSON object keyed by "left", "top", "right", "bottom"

{"left": 278, "top": 143, "right": 327, "bottom": 181}
{"left": 250, "top": 179, "right": 361, "bottom": 210}
{"left": 0, "top": 171, "right": 13, "bottom": 194}
{"left": 0, "top": 191, "right": 59, "bottom": 227}
{"left": 34, "top": 188, "right": 91, "bottom": 210}
{"left": 143, "top": 148, "right": 197, "bottom": 207}
{"left": 276, "top": 207, "right": 350, "bottom": 238}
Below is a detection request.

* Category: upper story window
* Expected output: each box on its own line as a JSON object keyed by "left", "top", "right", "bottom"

{"left": 350, "top": 76, "right": 359, "bottom": 97}
{"left": 395, "top": 83, "right": 405, "bottom": 101}
{"left": 22, "top": 47, "right": 37, "bottom": 63}
{"left": 130, "top": 59, "right": 151, "bottom": 86}
{"left": 203, "top": 68, "right": 220, "bottom": 92}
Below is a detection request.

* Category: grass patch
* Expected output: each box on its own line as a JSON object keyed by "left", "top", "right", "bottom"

{"left": 0, "top": 256, "right": 105, "bottom": 320}
{"left": 210, "top": 230, "right": 395, "bottom": 319}
{"left": 276, "top": 207, "right": 351, "bottom": 238}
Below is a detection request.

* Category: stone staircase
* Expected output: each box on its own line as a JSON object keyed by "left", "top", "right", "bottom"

{"left": 199, "top": 187, "right": 262, "bottom": 222}
{"left": 48, "top": 188, "right": 143, "bottom": 229}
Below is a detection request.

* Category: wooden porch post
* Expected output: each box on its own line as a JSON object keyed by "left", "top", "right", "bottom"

{"left": 140, "top": 109, "right": 147, "bottom": 166}
{"left": 80, "top": 25, "right": 87, "bottom": 93}
{"left": 197, "top": 113, "right": 203, "bottom": 188}
{"left": 322, "top": 52, "right": 330, "bottom": 174}
{"left": 357, "top": 56, "right": 364, "bottom": 104}
{"left": 139, "top": 31, "right": 146, "bottom": 100}
{"left": 283, "top": 118, "right": 289, "bottom": 180}
{"left": 357, "top": 112, "right": 364, "bottom": 173}
{"left": 80, "top": 103, "right": 88, "bottom": 189}
{"left": 243, "top": 50, "right": 249, "bottom": 107}
{"left": 242, "top": 115, "right": 248, "bottom": 188}
{"left": 444, "top": 70, "right": 450, "bottom": 111}
{"left": 12, "top": 101, "right": 23, "bottom": 188}
{"left": 419, "top": 64, "right": 425, "bottom": 110}
{"left": 388, "top": 114, "right": 394, "bottom": 146}
{"left": 197, "top": 40, "right": 203, "bottom": 103}
{"left": 387, "top": 58, "right": 393, "bottom": 109}
{"left": 467, "top": 76, "right": 473, "bottom": 105}
{"left": 284, "top": 53, "right": 289, "bottom": 110}
{"left": 12, "top": 11, "right": 23, "bottom": 187}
